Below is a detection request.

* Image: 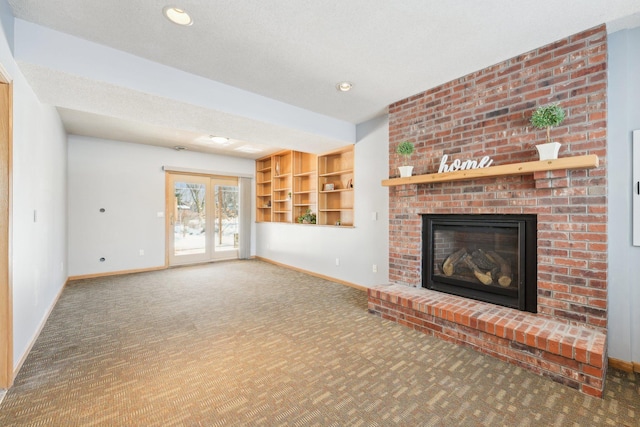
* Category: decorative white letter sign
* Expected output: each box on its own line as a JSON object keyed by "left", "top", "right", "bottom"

{"left": 438, "top": 154, "right": 494, "bottom": 173}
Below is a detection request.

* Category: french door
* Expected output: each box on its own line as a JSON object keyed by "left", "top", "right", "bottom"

{"left": 168, "top": 173, "right": 239, "bottom": 266}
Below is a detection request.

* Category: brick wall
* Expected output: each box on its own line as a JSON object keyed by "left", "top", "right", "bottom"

{"left": 388, "top": 25, "right": 607, "bottom": 330}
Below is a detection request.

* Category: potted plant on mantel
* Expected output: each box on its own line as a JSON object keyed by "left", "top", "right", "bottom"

{"left": 396, "top": 140, "right": 415, "bottom": 177}
{"left": 530, "top": 103, "right": 566, "bottom": 160}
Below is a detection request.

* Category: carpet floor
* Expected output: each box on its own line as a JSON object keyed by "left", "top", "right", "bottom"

{"left": 0, "top": 259, "right": 637, "bottom": 426}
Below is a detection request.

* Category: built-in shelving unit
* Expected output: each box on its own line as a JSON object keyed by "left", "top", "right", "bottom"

{"left": 318, "top": 146, "right": 354, "bottom": 226}
{"left": 382, "top": 155, "right": 599, "bottom": 187}
{"left": 255, "top": 146, "right": 354, "bottom": 226}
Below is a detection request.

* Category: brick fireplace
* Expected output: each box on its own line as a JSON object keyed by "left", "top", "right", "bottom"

{"left": 369, "top": 25, "right": 608, "bottom": 397}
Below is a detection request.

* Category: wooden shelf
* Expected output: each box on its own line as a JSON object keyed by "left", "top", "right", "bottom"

{"left": 319, "top": 188, "right": 353, "bottom": 194}
{"left": 319, "top": 169, "right": 353, "bottom": 177}
{"left": 382, "top": 155, "right": 599, "bottom": 187}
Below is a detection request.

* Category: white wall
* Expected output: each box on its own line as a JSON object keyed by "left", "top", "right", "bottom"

{"left": 608, "top": 24, "right": 640, "bottom": 364}
{"left": 1, "top": 0, "right": 68, "bottom": 371}
{"left": 255, "top": 116, "right": 389, "bottom": 287}
{"left": 67, "top": 136, "right": 255, "bottom": 277}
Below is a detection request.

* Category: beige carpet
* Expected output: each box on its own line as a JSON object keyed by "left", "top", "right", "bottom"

{"left": 0, "top": 260, "right": 637, "bottom": 426}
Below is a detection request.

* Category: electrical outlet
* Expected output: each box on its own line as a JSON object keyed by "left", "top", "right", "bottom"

{"left": 372, "top": 264, "right": 377, "bottom": 273}
{"left": 139, "top": 249, "right": 144, "bottom": 256}
{"left": 335, "top": 258, "right": 340, "bottom": 266}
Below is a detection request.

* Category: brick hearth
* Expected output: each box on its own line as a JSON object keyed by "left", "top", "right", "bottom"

{"left": 368, "top": 285, "right": 606, "bottom": 397}
{"left": 379, "top": 25, "right": 608, "bottom": 397}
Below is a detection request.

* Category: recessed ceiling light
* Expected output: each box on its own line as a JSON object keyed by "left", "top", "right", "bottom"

{"left": 336, "top": 81, "right": 353, "bottom": 92}
{"left": 163, "top": 6, "right": 193, "bottom": 26}
{"left": 209, "top": 135, "right": 230, "bottom": 144}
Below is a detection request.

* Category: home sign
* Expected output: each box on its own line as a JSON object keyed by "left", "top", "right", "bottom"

{"left": 438, "top": 154, "right": 494, "bottom": 173}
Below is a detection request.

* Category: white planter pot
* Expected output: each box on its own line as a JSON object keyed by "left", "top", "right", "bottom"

{"left": 536, "top": 142, "right": 561, "bottom": 160}
{"left": 398, "top": 165, "right": 414, "bottom": 178}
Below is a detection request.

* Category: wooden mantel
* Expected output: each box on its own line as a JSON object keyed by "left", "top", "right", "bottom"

{"left": 382, "top": 155, "right": 599, "bottom": 187}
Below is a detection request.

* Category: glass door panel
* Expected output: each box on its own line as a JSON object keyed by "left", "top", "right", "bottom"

{"left": 169, "top": 175, "right": 210, "bottom": 265}
{"left": 214, "top": 184, "right": 239, "bottom": 256}
{"left": 168, "top": 174, "right": 239, "bottom": 265}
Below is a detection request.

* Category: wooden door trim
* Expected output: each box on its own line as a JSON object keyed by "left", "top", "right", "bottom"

{"left": 165, "top": 171, "right": 171, "bottom": 267}
{"left": 0, "top": 75, "right": 14, "bottom": 388}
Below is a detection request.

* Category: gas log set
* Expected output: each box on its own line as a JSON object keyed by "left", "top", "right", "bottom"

{"left": 442, "top": 247, "right": 512, "bottom": 288}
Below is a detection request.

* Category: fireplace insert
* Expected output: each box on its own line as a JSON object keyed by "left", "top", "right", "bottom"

{"left": 422, "top": 214, "right": 537, "bottom": 312}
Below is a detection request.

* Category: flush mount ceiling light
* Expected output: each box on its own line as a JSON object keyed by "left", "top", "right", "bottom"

{"left": 209, "top": 135, "right": 230, "bottom": 144}
{"left": 163, "top": 6, "right": 193, "bottom": 26}
{"left": 336, "top": 81, "right": 353, "bottom": 92}
{"left": 235, "top": 145, "right": 263, "bottom": 153}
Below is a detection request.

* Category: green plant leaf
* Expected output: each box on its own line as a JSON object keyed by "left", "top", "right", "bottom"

{"left": 396, "top": 141, "right": 415, "bottom": 158}
{"left": 530, "top": 104, "right": 566, "bottom": 129}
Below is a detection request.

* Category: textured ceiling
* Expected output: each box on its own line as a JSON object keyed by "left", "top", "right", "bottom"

{"left": 7, "top": 0, "right": 640, "bottom": 158}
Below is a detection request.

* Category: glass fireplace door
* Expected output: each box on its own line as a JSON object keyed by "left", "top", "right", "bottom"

{"left": 423, "top": 214, "right": 537, "bottom": 312}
